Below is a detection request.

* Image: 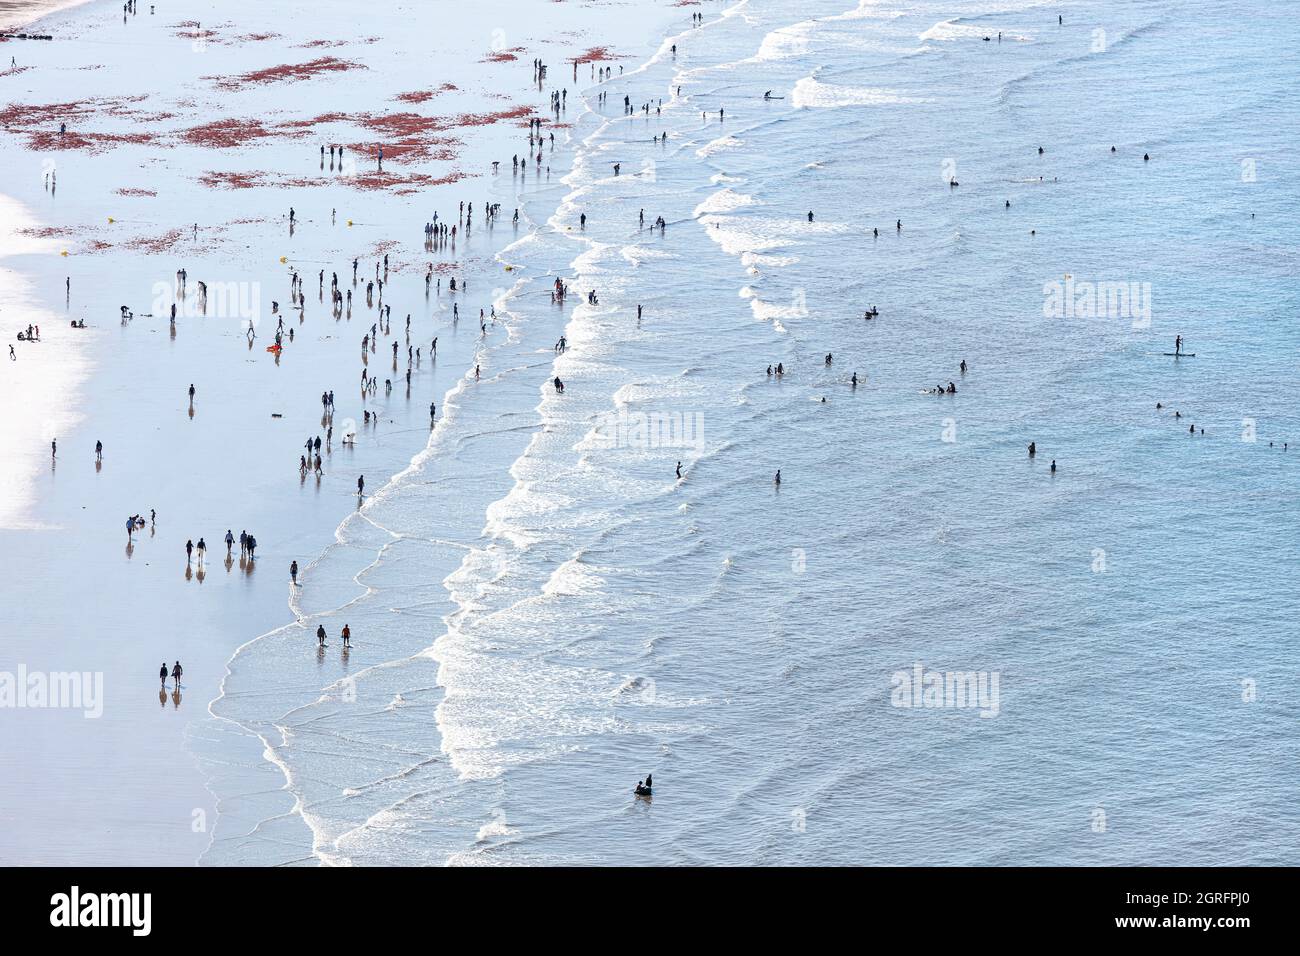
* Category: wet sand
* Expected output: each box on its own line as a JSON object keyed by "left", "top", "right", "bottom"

{"left": 0, "top": 0, "right": 673, "bottom": 864}
{"left": 0, "top": 0, "right": 86, "bottom": 32}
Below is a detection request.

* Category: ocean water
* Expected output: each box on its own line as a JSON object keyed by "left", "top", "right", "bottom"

{"left": 205, "top": 0, "right": 1300, "bottom": 865}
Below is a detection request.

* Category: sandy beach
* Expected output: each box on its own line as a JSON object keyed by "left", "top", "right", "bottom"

{"left": 0, "top": 0, "right": 681, "bottom": 864}
{"left": 3, "top": 0, "right": 1297, "bottom": 869}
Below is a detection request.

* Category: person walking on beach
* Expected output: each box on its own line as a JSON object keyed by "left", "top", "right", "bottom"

{"left": 357, "top": 475, "right": 365, "bottom": 496}
{"left": 127, "top": 516, "right": 136, "bottom": 541}
{"left": 290, "top": 560, "right": 299, "bottom": 586}
{"left": 196, "top": 537, "right": 207, "bottom": 565}
{"left": 317, "top": 624, "right": 326, "bottom": 647}
{"left": 342, "top": 624, "right": 351, "bottom": 648}
{"left": 185, "top": 539, "right": 194, "bottom": 564}
{"left": 239, "top": 530, "right": 247, "bottom": 556}
{"left": 95, "top": 440, "right": 103, "bottom": 461}
{"left": 225, "top": 529, "right": 234, "bottom": 555}
{"left": 159, "top": 662, "right": 168, "bottom": 687}
{"left": 246, "top": 534, "right": 257, "bottom": 560}
{"left": 171, "top": 661, "right": 183, "bottom": 687}
{"left": 51, "top": 439, "right": 56, "bottom": 458}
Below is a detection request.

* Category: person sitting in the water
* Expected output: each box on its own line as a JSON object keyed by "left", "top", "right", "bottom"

{"left": 635, "top": 776, "right": 652, "bottom": 796}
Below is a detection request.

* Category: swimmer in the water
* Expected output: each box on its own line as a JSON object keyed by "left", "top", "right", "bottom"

{"left": 774, "top": 469, "right": 781, "bottom": 485}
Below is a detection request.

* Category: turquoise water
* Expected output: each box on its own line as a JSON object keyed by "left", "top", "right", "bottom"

{"left": 208, "top": 0, "right": 1300, "bottom": 865}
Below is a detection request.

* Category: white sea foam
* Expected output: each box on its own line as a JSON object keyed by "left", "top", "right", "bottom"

{"left": 790, "top": 77, "right": 926, "bottom": 108}
{"left": 696, "top": 135, "right": 744, "bottom": 158}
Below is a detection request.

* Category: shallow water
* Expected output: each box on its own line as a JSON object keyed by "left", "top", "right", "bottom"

{"left": 204, "top": 0, "right": 1300, "bottom": 865}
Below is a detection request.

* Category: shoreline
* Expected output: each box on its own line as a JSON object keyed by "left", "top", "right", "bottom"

{"left": 0, "top": 0, "right": 695, "bottom": 866}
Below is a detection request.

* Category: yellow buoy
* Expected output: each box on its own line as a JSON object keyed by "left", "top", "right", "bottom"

{"left": 60, "top": 250, "right": 68, "bottom": 257}
{"left": 347, "top": 220, "right": 354, "bottom": 227}
{"left": 107, "top": 217, "right": 115, "bottom": 224}
{"left": 279, "top": 256, "right": 287, "bottom": 264}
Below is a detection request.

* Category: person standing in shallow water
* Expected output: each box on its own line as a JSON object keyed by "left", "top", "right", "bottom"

{"left": 317, "top": 625, "right": 326, "bottom": 647}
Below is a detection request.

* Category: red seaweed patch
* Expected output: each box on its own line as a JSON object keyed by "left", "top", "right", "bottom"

{"left": 126, "top": 228, "right": 184, "bottom": 254}
{"left": 572, "top": 46, "right": 621, "bottom": 64}
{"left": 394, "top": 85, "right": 457, "bottom": 104}
{"left": 181, "top": 118, "right": 274, "bottom": 148}
{"left": 210, "top": 57, "right": 365, "bottom": 92}
{"left": 1, "top": 95, "right": 166, "bottom": 153}
{"left": 482, "top": 47, "right": 525, "bottom": 63}
{"left": 354, "top": 111, "right": 461, "bottom": 163}
{"left": 199, "top": 170, "right": 270, "bottom": 189}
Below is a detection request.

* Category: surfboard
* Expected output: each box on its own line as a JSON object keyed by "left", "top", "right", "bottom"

{"left": 1161, "top": 352, "right": 1196, "bottom": 357}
